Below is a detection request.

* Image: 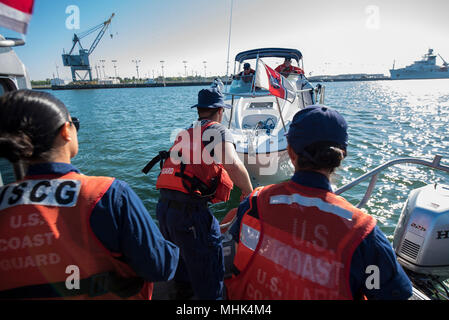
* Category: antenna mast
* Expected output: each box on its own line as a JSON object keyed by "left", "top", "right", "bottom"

{"left": 225, "top": 0, "right": 234, "bottom": 88}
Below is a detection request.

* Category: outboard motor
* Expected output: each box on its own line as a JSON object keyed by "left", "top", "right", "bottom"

{"left": 393, "top": 183, "right": 449, "bottom": 299}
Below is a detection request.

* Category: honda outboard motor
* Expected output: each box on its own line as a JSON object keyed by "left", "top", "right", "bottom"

{"left": 393, "top": 183, "right": 449, "bottom": 299}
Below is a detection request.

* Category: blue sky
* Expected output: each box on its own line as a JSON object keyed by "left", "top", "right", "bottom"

{"left": 3, "top": 0, "right": 449, "bottom": 80}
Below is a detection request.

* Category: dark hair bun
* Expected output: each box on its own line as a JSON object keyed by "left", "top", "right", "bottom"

{"left": 0, "top": 90, "right": 69, "bottom": 162}
{"left": 297, "top": 141, "right": 346, "bottom": 172}
{"left": 314, "top": 146, "right": 345, "bottom": 168}
{"left": 0, "top": 133, "right": 33, "bottom": 162}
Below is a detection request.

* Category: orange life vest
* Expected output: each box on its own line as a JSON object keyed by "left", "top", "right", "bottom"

{"left": 225, "top": 180, "right": 376, "bottom": 300}
{"left": 0, "top": 172, "right": 152, "bottom": 300}
{"left": 156, "top": 120, "right": 234, "bottom": 204}
{"left": 275, "top": 64, "right": 304, "bottom": 75}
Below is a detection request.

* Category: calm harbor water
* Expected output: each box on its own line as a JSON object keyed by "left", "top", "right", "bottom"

{"left": 42, "top": 79, "right": 449, "bottom": 240}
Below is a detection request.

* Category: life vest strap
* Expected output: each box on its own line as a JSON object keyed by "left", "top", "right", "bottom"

{"left": 175, "top": 162, "right": 218, "bottom": 200}
{"left": 142, "top": 150, "right": 170, "bottom": 174}
{"left": 0, "top": 272, "right": 144, "bottom": 299}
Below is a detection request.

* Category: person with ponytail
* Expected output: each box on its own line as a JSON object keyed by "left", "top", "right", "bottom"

{"left": 226, "top": 105, "right": 412, "bottom": 300}
{"left": 0, "top": 90, "right": 179, "bottom": 299}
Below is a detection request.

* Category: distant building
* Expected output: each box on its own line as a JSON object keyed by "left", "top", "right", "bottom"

{"left": 50, "top": 78, "right": 66, "bottom": 86}
{"left": 308, "top": 73, "right": 386, "bottom": 82}
{"left": 145, "top": 78, "right": 155, "bottom": 84}
{"left": 98, "top": 78, "right": 120, "bottom": 85}
{"left": 334, "top": 73, "right": 368, "bottom": 80}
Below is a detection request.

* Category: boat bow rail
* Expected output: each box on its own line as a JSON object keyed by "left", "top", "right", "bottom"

{"left": 335, "top": 155, "right": 449, "bottom": 208}
{"left": 0, "top": 37, "right": 25, "bottom": 48}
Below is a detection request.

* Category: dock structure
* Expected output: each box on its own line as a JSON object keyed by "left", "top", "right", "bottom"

{"left": 49, "top": 81, "right": 218, "bottom": 90}
{"left": 308, "top": 74, "right": 390, "bottom": 82}
{"left": 32, "top": 74, "right": 394, "bottom": 91}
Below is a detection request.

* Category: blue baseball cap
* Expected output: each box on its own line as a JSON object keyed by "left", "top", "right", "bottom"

{"left": 243, "top": 63, "right": 251, "bottom": 70}
{"left": 191, "top": 87, "right": 231, "bottom": 109}
{"left": 287, "top": 104, "right": 348, "bottom": 154}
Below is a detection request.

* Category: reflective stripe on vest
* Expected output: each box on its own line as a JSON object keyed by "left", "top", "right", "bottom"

{"left": 226, "top": 181, "right": 376, "bottom": 300}
{"left": 231, "top": 188, "right": 262, "bottom": 273}
{"left": 269, "top": 194, "right": 353, "bottom": 221}
{"left": 0, "top": 172, "right": 152, "bottom": 300}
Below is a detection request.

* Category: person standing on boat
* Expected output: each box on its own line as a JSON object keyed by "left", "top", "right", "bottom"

{"left": 275, "top": 57, "right": 304, "bottom": 77}
{"left": 0, "top": 90, "right": 179, "bottom": 300}
{"left": 226, "top": 105, "right": 413, "bottom": 300}
{"left": 155, "top": 87, "right": 253, "bottom": 300}
{"left": 235, "top": 63, "right": 255, "bottom": 83}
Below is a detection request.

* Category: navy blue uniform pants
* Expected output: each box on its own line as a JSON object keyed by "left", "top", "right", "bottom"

{"left": 156, "top": 190, "right": 224, "bottom": 300}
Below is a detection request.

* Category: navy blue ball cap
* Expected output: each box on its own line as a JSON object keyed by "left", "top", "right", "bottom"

{"left": 243, "top": 63, "right": 251, "bottom": 69}
{"left": 191, "top": 87, "right": 231, "bottom": 109}
{"left": 287, "top": 104, "right": 348, "bottom": 154}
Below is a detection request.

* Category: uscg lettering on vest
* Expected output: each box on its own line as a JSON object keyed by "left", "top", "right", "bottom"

{"left": 0, "top": 179, "right": 81, "bottom": 210}
{"left": 239, "top": 224, "right": 343, "bottom": 289}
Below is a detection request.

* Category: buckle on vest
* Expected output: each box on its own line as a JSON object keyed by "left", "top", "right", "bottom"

{"left": 88, "top": 272, "right": 110, "bottom": 297}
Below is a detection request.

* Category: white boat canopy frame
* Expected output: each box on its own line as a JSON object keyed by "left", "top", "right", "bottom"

{"left": 234, "top": 48, "right": 302, "bottom": 63}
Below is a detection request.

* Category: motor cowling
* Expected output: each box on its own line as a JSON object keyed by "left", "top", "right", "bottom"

{"left": 393, "top": 184, "right": 449, "bottom": 280}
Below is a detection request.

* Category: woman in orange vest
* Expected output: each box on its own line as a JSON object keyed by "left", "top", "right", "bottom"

{"left": 226, "top": 105, "right": 413, "bottom": 300}
{"left": 0, "top": 90, "right": 179, "bottom": 299}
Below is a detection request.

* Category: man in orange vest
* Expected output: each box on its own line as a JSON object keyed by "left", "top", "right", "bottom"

{"left": 0, "top": 90, "right": 179, "bottom": 299}
{"left": 234, "top": 63, "right": 255, "bottom": 83}
{"left": 155, "top": 87, "right": 253, "bottom": 299}
{"left": 275, "top": 57, "right": 304, "bottom": 77}
{"left": 226, "top": 105, "right": 413, "bottom": 300}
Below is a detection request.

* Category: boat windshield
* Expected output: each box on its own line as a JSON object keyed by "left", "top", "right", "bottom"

{"left": 228, "top": 78, "right": 268, "bottom": 95}
{"left": 228, "top": 73, "right": 301, "bottom": 95}
{"left": 284, "top": 73, "right": 302, "bottom": 82}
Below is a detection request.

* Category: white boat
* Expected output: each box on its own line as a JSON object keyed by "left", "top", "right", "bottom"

{"left": 390, "top": 49, "right": 449, "bottom": 80}
{"left": 222, "top": 48, "right": 324, "bottom": 186}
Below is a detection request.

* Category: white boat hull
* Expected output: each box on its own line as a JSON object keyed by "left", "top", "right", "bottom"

{"left": 237, "top": 149, "right": 294, "bottom": 186}
{"left": 223, "top": 75, "right": 316, "bottom": 186}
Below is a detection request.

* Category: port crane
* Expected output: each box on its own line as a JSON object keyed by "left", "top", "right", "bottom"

{"left": 438, "top": 53, "right": 449, "bottom": 68}
{"left": 62, "top": 13, "right": 115, "bottom": 82}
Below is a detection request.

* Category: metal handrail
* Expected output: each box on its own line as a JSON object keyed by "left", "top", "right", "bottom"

{"left": 0, "top": 38, "right": 25, "bottom": 47}
{"left": 335, "top": 155, "right": 449, "bottom": 208}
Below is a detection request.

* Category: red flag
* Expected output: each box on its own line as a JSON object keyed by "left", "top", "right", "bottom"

{"left": 255, "top": 59, "right": 296, "bottom": 103}
{"left": 0, "top": 0, "right": 35, "bottom": 34}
